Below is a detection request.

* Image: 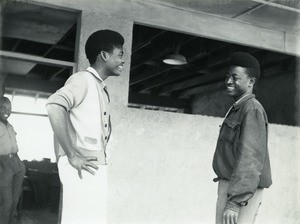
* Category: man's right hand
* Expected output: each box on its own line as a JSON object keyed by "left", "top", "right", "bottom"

{"left": 68, "top": 155, "right": 99, "bottom": 179}
{"left": 223, "top": 208, "right": 238, "bottom": 224}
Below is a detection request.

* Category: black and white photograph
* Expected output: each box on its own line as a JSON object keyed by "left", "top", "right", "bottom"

{"left": 0, "top": 0, "right": 299, "bottom": 224}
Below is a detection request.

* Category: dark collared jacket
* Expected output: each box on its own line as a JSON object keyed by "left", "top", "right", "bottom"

{"left": 213, "top": 94, "right": 272, "bottom": 206}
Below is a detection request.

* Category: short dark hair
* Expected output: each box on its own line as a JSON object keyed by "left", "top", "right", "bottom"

{"left": 85, "top": 29, "right": 124, "bottom": 65}
{"left": 229, "top": 52, "right": 260, "bottom": 80}
{"left": 0, "top": 96, "right": 11, "bottom": 105}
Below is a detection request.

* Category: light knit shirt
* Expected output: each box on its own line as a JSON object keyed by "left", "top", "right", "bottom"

{"left": 47, "top": 67, "right": 111, "bottom": 163}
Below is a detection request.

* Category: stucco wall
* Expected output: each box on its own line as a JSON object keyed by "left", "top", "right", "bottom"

{"left": 75, "top": 9, "right": 300, "bottom": 224}
{"left": 260, "top": 124, "right": 300, "bottom": 224}
{"left": 22, "top": 0, "right": 299, "bottom": 223}
{"left": 107, "top": 110, "right": 219, "bottom": 224}
{"left": 106, "top": 111, "right": 300, "bottom": 224}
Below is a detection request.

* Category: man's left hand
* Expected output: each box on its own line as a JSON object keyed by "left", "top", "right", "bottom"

{"left": 223, "top": 208, "right": 238, "bottom": 224}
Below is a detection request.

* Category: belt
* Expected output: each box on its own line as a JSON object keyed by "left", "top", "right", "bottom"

{"left": 0, "top": 153, "right": 18, "bottom": 159}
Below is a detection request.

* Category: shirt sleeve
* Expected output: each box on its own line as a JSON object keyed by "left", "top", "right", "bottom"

{"left": 47, "top": 73, "right": 88, "bottom": 111}
{"left": 227, "top": 107, "right": 268, "bottom": 206}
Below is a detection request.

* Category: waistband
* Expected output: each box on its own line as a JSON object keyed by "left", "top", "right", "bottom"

{"left": 213, "top": 177, "right": 230, "bottom": 182}
{"left": 58, "top": 154, "right": 107, "bottom": 166}
{"left": 0, "top": 153, "right": 18, "bottom": 159}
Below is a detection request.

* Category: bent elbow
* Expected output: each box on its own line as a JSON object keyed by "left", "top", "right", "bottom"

{"left": 46, "top": 104, "right": 65, "bottom": 117}
{"left": 46, "top": 104, "right": 55, "bottom": 116}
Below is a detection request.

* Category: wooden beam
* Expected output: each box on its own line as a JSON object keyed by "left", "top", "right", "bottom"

{"left": 130, "top": 46, "right": 173, "bottom": 71}
{"left": 177, "top": 61, "right": 295, "bottom": 98}
{"left": 131, "top": 36, "right": 196, "bottom": 71}
{"left": 132, "top": 30, "right": 167, "bottom": 53}
{"left": 42, "top": 24, "right": 76, "bottom": 57}
{"left": 50, "top": 67, "right": 68, "bottom": 80}
{"left": 53, "top": 44, "right": 74, "bottom": 52}
{"left": 259, "top": 52, "right": 291, "bottom": 68}
{"left": 251, "top": 0, "right": 300, "bottom": 13}
{"left": 129, "top": 92, "right": 188, "bottom": 109}
{"left": 0, "top": 50, "right": 76, "bottom": 68}
{"left": 205, "top": 50, "right": 288, "bottom": 76}
{"left": 262, "top": 63, "right": 284, "bottom": 77}
{"left": 29, "top": 0, "right": 300, "bottom": 56}
{"left": 5, "top": 87, "right": 52, "bottom": 98}
{"left": 157, "top": 75, "right": 210, "bottom": 95}
{"left": 132, "top": 42, "right": 228, "bottom": 88}
{"left": 181, "top": 70, "right": 296, "bottom": 99}
{"left": 11, "top": 39, "right": 22, "bottom": 52}
{"left": 157, "top": 68, "right": 227, "bottom": 95}
{"left": 232, "top": 2, "right": 266, "bottom": 19}
{"left": 136, "top": 67, "right": 207, "bottom": 92}
{"left": 11, "top": 111, "right": 48, "bottom": 117}
{"left": 206, "top": 47, "right": 259, "bottom": 68}
{"left": 261, "top": 58, "right": 295, "bottom": 77}
{"left": 178, "top": 81, "right": 225, "bottom": 98}
{"left": 130, "top": 65, "right": 172, "bottom": 85}
{"left": 5, "top": 75, "right": 64, "bottom": 93}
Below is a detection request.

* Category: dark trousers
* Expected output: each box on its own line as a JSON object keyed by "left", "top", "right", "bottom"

{"left": 0, "top": 154, "right": 25, "bottom": 224}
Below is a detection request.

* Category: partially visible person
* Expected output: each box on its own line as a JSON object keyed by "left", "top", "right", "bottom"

{"left": 0, "top": 96, "right": 25, "bottom": 224}
{"left": 212, "top": 52, "right": 272, "bottom": 224}
{"left": 46, "top": 29, "right": 125, "bottom": 224}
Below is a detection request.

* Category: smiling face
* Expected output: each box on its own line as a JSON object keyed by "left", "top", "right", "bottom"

{"left": 225, "top": 66, "right": 255, "bottom": 100}
{"left": 0, "top": 99, "right": 12, "bottom": 122}
{"left": 103, "top": 47, "right": 125, "bottom": 77}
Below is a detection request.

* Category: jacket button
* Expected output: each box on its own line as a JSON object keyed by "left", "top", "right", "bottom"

{"left": 105, "top": 124, "right": 107, "bottom": 127}
{"left": 104, "top": 112, "right": 107, "bottom": 115}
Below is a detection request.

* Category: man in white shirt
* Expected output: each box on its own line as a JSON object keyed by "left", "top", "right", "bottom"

{"left": 46, "top": 29, "right": 125, "bottom": 224}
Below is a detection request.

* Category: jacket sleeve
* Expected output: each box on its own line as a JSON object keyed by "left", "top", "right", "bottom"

{"left": 227, "top": 107, "right": 268, "bottom": 208}
{"left": 47, "top": 73, "right": 88, "bottom": 111}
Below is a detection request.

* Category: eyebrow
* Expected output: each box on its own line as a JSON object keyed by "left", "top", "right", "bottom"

{"left": 227, "top": 73, "right": 239, "bottom": 76}
{"left": 226, "top": 73, "right": 241, "bottom": 79}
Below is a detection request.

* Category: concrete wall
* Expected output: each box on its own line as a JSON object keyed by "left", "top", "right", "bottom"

{"left": 77, "top": 6, "right": 300, "bottom": 223}
{"left": 107, "top": 108, "right": 300, "bottom": 224}
{"left": 22, "top": 0, "right": 300, "bottom": 223}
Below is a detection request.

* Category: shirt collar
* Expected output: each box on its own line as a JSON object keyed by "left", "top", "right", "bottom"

{"left": 0, "top": 119, "right": 9, "bottom": 126}
{"left": 232, "top": 94, "right": 255, "bottom": 110}
{"left": 86, "top": 67, "right": 107, "bottom": 88}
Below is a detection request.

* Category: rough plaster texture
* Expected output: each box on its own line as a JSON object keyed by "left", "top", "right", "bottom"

{"left": 77, "top": 10, "right": 300, "bottom": 223}
{"left": 107, "top": 107, "right": 300, "bottom": 224}
{"left": 107, "top": 110, "right": 220, "bottom": 224}
{"left": 258, "top": 124, "right": 300, "bottom": 224}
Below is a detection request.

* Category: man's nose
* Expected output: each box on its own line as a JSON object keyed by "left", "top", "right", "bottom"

{"left": 225, "top": 76, "right": 233, "bottom": 84}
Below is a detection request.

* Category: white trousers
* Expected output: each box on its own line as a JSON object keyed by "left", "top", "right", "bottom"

{"left": 216, "top": 179, "right": 263, "bottom": 224}
{"left": 58, "top": 156, "right": 107, "bottom": 224}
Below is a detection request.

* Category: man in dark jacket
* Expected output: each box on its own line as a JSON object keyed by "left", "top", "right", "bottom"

{"left": 212, "top": 52, "right": 272, "bottom": 224}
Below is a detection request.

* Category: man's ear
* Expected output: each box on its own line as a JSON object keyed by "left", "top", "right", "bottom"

{"left": 100, "top": 51, "right": 108, "bottom": 61}
{"left": 249, "top": 77, "right": 256, "bottom": 87}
